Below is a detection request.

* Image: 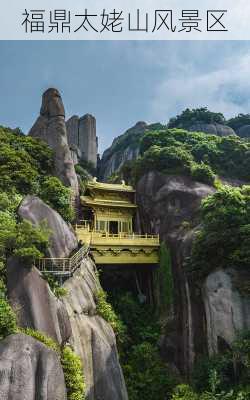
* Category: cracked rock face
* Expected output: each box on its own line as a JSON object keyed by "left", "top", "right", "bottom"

{"left": 29, "top": 88, "right": 79, "bottom": 199}
{"left": 0, "top": 333, "right": 66, "bottom": 400}
{"left": 62, "top": 257, "right": 128, "bottom": 400}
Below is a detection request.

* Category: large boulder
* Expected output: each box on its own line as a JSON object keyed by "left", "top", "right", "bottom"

{"left": 203, "top": 269, "right": 250, "bottom": 355}
{"left": 29, "top": 88, "right": 79, "bottom": 199}
{"left": 62, "top": 256, "right": 128, "bottom": 400}
{"left": 18, "top": 195, "right": 78, "bottom": 259}
{"left": 188, "top": 122, "right": 235, "bottom": 137}
{"left": 237, "top": 124, "right": 250, "bottom": 138}
{"left": 0, "top": 333, "right": 66, "bottom": 400}
{"left": 136, "top": 172, "right": 215, "bottom": 374}
{"left": 7, "top": 257, "right": 71, "bottom": 345}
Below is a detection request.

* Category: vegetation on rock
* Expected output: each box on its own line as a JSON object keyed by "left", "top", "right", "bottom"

{"left": 121, "top": 128, "right": 250, "bottom": 185}
{"left": 167, "top": 108, "right": 226, "bottom": 129}
{"left": 108, "top": 291, "right": 178, "bottom": 400}
{"left": 190, "top": 185, "right": 250, "bottom": 281}
{"left": 61, "top": 345, "right": 85, "bottom": 400}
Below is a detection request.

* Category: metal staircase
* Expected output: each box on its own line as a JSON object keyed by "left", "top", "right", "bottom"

{"left": 35, "top": 244, "right": 89, "bottom": 277}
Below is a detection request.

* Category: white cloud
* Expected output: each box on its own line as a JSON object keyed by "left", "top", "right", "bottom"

{"left": 151, "top": 50, "right": 250, "bottom": 122}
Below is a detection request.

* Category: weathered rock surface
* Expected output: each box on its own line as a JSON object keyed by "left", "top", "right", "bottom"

{"left": 62, "top": 256, "right": 128, "bottom": 400}
{"left": 0, "top": 333, "right": 66, "bottom": 400}
{"left": 136, "top": 172, "right": 214, "bottom": 373}
{"left": 136, "top": 171, "right": 250, "bottom": 374}
{"left": 237, "top": 124, "right": 250, "bottom": 138}
{"left": 99, "top": 121, "right": 148, "bottom": 180}
{"left": 18, "top": 195, "right": 78, "bottom": 259}
{"left": 188, "top": 122, "right": 235, "bottom": 137}
{"left": 7, "top": 257, "right": 71, "bottom": 345}
{"left": 203, "top": 269, "right": 250, "bottom": 355}
{"left": 29, "top": 88, "right": 79, "bottom": 198}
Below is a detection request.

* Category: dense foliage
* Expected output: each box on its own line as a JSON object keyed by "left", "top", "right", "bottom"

{"left": 61, "top": 346, "right": 85, "bottom": 400}
{"left": 39, "top": 176, "right": 74, "bottom": 222}
{"left": 168, "top": 108, "right": 226, "bottom": 129}
{"left": 123, "top": 128, "right": 250, "bottom": 185}
{"left": 0, "top": 126, "right": 74, "bottom": 221}
{"left": 108, "top": 291, "right": 178, "bottom": 400}
{"left": 190, "top": 185, "right": 250, "bottom": 281}
{"left": 0, "top": 298, "right": 17, "bottom": 340}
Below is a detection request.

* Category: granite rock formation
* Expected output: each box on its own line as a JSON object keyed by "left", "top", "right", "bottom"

{"left": 7, "top": 257, "right": 71, "bottom": 345}
{"left": 0, "top": 333, "right": 66, "bottom": 400}
{"left": 187, "top": 122, "right": 235, "bottom": 136}
{"left": 18, "top": 195, "right": 77, "bottom": 259}
{"left": 66, "top": 114, "right": 98, "bottom": 168}
{"left": 99, "top": 121, "right": 148, "bottom": 181}
{"left": 236, "top": 124, "right": 250, "bottom": 138}
{"left": 136, "top": 171, "right": 249, "bottom": 374}
{"left": 29, "top": 88, "right": 79, "bottom": 199}
{"left": 203, "top": 269, "right": 250, "bottom": 355}
{"left": 62, "top": 257, "right": 128, "bottom": 400}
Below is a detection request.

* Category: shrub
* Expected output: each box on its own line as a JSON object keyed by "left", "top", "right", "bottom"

{"left": 39, "top": 176, "right": 74, "bottom": 222}
{"left": 172, "top": 384, "right": 198, "bottom": 400}
{"left": 168, "top": 107, "right": 226, "bottom": 129}
{"left": 190, "top": 185, "right": 250, "bottom": 279}
{"left": 191, "top": 162, "right": 215, "bottom": 185}
{"left": 61, "top": 346, "right": 85, "bottom": 400}
{"left": 0, "top": 298, "right": 17, "bottom": 339}
{"left": 42, "top": 272, "right": 68, "bottom": 298}
{"left": 21, "top": 328, "right": 60, "bottom": 353}
{"left": 96, "top": 288, "right": 125, "bottom": 336}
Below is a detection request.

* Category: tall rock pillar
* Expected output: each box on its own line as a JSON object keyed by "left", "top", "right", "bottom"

{"left": 29, "top": 88, "right": 79, "bottom": 201}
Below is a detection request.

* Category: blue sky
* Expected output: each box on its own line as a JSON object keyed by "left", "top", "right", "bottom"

{"left": 1, "top": 41, "right": 250, "bottom": 153}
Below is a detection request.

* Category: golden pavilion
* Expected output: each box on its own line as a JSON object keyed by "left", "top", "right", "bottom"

{"left": 75, "top": 179, "right": 160, "bottom": 265}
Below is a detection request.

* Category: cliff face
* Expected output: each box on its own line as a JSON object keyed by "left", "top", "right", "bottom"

{"left": 136, "top": 171, "right": 250, "bottom": 374}
{"left": 1, "top": 196, "right": 127, "bottom": 399}
{"left": 63, "top": 258, "right": 128, "bottom": 400}
{"left": 99, "top": 121, "right": 148, "bottom": 181}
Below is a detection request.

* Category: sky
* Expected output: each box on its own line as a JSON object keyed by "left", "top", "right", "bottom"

{"left": 1, "top": 40, "right": 250, "bottom": 153}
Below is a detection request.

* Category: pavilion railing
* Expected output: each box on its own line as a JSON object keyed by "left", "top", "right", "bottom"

{"left": 35, "top": 244, "right": 89, "bottom": 276}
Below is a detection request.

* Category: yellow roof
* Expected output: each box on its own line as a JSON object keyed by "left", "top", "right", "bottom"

{"left": 81, "top": 196, "right": 137, "bottom": 209}
{"left": 86, "top": 179, "right": 135, "bottom": 193}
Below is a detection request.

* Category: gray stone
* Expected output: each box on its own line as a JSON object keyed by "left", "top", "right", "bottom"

{"left": 237, "top": 124, "right": 250, "bottom": 138}
{"left": 62, "top": 257, "right": 128, "bottom": 400}
{"left": 66, "top": 114, "right": 98, "bottom": 167}
{"left": 0, "top": 333, "right": 66, "bottom": 400}
{"left": 203, "top": 269, "right": 250, "bottom": 355}
{"left": 99, "top": 121, "right": 148, "bottom": 180}
{"left": 188, "top": 122, "right": 235, "bottom": 137}
{"left": 29, "top": 88, "right": 79, "bottom": 199}
{"left": 7, "top": 257, "right": 71, "bottom": 345}
{"left": 18, "top": 195, "right": 78, "bottom": 259}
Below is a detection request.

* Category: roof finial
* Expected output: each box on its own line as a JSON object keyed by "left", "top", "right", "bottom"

{"left": 93, "top": 177, "right": 98, "bottom": 182}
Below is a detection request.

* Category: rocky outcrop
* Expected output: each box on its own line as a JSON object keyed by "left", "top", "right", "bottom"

{"left": 136, "top": 171, "right": 250, "bottom": 374}
{"left": 66, "top": 114, "right": 98, "bottom": 168}
{"left": 99, "top": 121, "right": 148, "bottom": 180}
{"left": 29, "top": 88, "right": 79, "bottom": 198}
{"left": 0, "top": 333, "right": 66, "bottom": 400}
{"left": 203, "top": 269, "right": 250, "bottom": 355}
{"left": 136, "top": 172, "right": 214, "bottom": 374}
{"left": 7, "top": 257, "right": 71, "bottom": 345}
{"left": 188, "top": 122, "right": 235, "bottom": 137}
{"left": 236, "top": 125, "right": 250, "bottom": 138}
{"left": 18, "top": 195, "right": 78, "bottom": 259}
{"left": 62, "top": 256, "right": 128, "bottom": 400}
